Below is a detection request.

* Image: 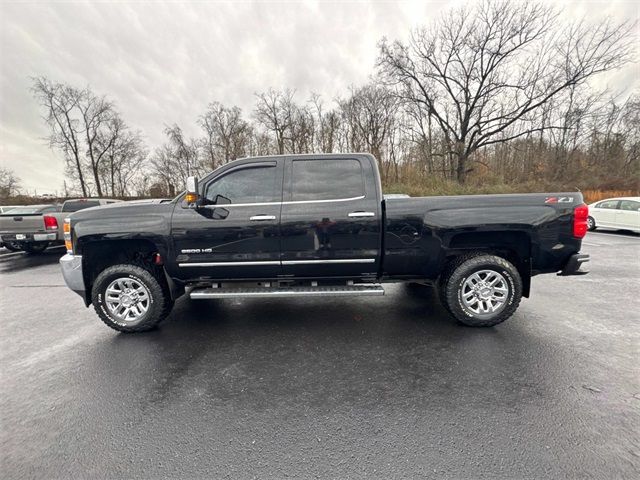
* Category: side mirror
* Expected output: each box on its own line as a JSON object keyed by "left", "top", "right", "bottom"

{"left": 185, "top": 176, "right": 199, "bottom": 206}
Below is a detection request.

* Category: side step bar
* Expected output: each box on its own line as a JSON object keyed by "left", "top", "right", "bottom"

{"left": 190, "top": 284, "right": 385, "bottom": 299}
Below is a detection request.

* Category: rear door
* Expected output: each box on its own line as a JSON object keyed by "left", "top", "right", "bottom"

{"left": 171, "top": 159, "right": 284, "bottom": 280}
{"left": 279, "top": 156, "right": 381, "bottom": 279}
{"left": 615, "top": 200, "right": 640, "bottom": 230}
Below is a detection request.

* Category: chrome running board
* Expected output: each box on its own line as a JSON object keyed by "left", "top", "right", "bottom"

{"left": 190, "top": 284, "right": 385, "bottom": 299}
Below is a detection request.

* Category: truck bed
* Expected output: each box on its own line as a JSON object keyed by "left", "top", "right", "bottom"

{"left": 383, "top": 192, "right": 584, "bottom": 279}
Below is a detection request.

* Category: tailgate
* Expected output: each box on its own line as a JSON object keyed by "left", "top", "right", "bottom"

{"left": 0, "top": 214, "right": 46, "bottom": 234}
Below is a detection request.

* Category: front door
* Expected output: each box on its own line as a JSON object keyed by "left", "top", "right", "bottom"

{"left": 279, "top": 157, "right": 381, "bottom": 279}
{"left": 171, "top": 160, "right": 284, "bottom": 280}
{"left": 592, "top": 199, "right": 619, "bottom": 227}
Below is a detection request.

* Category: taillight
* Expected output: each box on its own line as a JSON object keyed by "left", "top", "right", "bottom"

{"left": 63, "top": 218, "right": 72, "bottom": 253}
{"left": 573, "top": 204, "right": 589, "bottom": 239}
{"left": 43, "top": 215, "right": 58, "bottom": 230}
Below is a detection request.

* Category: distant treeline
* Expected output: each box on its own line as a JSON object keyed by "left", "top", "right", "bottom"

{"left": 10, "top": 1, "right": 638, "bottom": 200}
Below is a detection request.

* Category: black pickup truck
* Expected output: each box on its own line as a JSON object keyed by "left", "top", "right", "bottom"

{"left": 60, "top": 154, "right": 589, "bottom": 332}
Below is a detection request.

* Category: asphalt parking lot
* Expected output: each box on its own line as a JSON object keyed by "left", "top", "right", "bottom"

{"left": 1, "top": 232, "right": 639, "bottom": 479}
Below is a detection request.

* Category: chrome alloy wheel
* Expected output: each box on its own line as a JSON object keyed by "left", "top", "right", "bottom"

{"left": 105, "top": 277, "right": 150, "bottom": 322}
{"left": 460, "top": 269, "right": 509, "bottom": 315}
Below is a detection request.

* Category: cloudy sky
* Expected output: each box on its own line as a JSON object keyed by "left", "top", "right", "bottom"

{"left": 1, "top": 0, "right": 638, "bottom": 194}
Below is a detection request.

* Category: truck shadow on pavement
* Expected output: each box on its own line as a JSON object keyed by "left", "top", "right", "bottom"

{"left": 94, "top": 284, "right": 523, "bottom": 414}
{"left": 0, "top": 247, "right": 65, "bottom": 273}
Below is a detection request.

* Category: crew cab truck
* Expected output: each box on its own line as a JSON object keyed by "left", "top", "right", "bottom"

{"left": 59, "top": 154, "right": 590, "bottom": 333}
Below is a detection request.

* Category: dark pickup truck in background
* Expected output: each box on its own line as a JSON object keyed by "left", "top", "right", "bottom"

{"left": 60, "top": 154, "right": 590, "bottom": 332}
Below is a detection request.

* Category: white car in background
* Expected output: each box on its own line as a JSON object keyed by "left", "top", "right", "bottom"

{"left": 587, "top": 197, "right": 640, "bottom": 233}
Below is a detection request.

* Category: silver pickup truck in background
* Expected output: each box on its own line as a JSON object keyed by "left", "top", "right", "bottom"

{"left": 0, "top": 198, "right": 121, "bottom": 253}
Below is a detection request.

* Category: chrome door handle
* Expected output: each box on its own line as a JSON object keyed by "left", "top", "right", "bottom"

{"left": 250, "top": 215, "right": 276, "bottom": 221}
{"left": 348, "top": 211, "right": 375, "bottom": 218}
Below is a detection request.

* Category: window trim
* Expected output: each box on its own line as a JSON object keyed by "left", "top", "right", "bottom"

{"left": 200, "top": 194, "right": 366, "bottom": 209}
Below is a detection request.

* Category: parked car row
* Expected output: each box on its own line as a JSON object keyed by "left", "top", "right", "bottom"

{"left": 0, "top": 199, "right": 122, "bottom": 253}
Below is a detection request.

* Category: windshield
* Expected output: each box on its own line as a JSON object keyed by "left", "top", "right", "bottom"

{"left": 62, "top": 200, "right": 101, "bottom": 212}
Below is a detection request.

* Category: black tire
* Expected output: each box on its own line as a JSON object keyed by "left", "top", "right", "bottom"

{"left": 587, "top": 216, "right": 596, "bottom": 231}
{"left": 440, "top": 254, "right": 522, "bottom": 327}
{"left": 22, "top": 242, "right": 49, "bottom": 254}
{"left": 3, "top": 241, "right": 22, "bottom": 252}
{"left": 92, "top": 264, "right": 172, "bottom": 333}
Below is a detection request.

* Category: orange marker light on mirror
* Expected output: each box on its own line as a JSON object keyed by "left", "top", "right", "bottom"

{"left": 185, "top": 193, "right": 198, "bottom": 204}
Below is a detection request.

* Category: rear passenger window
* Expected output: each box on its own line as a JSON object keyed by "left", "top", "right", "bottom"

{"left": 619, "top": 200, "right": 640, "bottom": 211}
{"left": 291, "top": 159, "right": 364, "bottom": 201}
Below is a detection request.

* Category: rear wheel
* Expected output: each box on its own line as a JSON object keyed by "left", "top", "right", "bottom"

{"left": 587, "top": 216, "right": 596, "bottom": 231}
{"left": 22, "top": 242, "right": 49, "bottom": 254}
{"left": 439, "top": 254, "right": 522, "bottom": 327}
{"left": 92, "top": 264, "right": 172, "bottom": 333}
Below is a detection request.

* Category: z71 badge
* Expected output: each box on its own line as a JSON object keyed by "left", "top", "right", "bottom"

{"left": 545, "top": 196, "right": 574, "bottom": 204}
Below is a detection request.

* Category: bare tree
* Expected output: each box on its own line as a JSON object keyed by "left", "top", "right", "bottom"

{"left": 310, "top": 93, "right": 341, "bottom": 153}
{"left": 77, "top": 89, "right": 118, "bottom": 196}
{"left": 254, "top": 88, "right": 296, "bottom": 154}
{"left": 32, "top": 77, "right": 88, "bottom": 196}
{"left": 150, "top": 125, "right": 202, "bottom": 196}
{"left": 97, "top": 119, "right": 147, "bottom": 197}
{"left": 199, "top": 102, "right": 251, "bottom": 169}
{"left": 378, "top": 0, "right": 636, "bottom": 182}
{"left": 339, "top": 84, "right": 398, "bottom": 165}
{"left": 32, "top": 77, "right": 140, "bottom": 196}
{"left": 0, "top": 167, "right": 21, "bottom": 198}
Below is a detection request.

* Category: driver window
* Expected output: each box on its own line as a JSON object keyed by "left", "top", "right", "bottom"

{"left": 204, "top": 165, "right": 280, "bottom": 205}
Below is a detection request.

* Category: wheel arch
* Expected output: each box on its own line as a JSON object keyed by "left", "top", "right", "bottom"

{"left": 444, "top": 231, "right": 532, "bottom": 297}
{"left": 80, "top": 239, "right": 183, "bottom": 306}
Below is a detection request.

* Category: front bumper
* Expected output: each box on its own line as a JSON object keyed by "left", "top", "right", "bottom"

{"left": 60, "top": 253, "right": 85, "bottom": 297}
{"left": 558, "top": 253, "right": 590, "bottom": 276}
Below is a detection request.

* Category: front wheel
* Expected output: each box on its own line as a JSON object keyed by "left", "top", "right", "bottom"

{"left": 587, "top": 216, "right": 596, "bottom": 231}
{"left": 440, "top": 254, "right": 522, "bottom": 327}
{"left": 92, "top": 264, "right": 172, "bottom": 333}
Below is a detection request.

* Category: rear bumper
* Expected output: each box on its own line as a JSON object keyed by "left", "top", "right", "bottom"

{"left": 558, "top": 253, "right": 590, "bottom": 276}
{"left": 60, "top": 253, "right": 85, "bottom": 297}
{"left": 0, "top": 232, "right": 59, "bottom": 242}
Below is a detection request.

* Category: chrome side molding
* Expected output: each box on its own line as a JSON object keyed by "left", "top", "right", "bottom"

{"left": 179, "top": 258, "right": 377, "bottom": 267}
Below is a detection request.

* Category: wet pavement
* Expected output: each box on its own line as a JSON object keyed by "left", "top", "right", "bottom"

{"left": 1, "top": 232, "right": 639, "bottom": 478}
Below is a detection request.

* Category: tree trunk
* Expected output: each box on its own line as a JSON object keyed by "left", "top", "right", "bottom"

{"left": 456, "top": 150, "right": 469, "bottom": 184}
{"left": 72, "top": 152, "right": 88, "bottom": 197}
